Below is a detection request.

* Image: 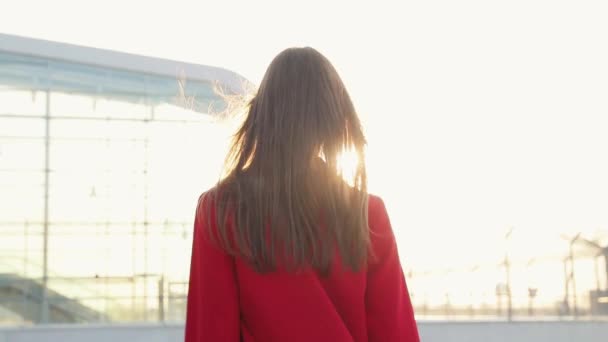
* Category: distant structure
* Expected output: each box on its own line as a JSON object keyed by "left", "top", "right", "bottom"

{"left": 0, "top": 33, "right": 248, "bottom": 114}
{"left": 0, "top": 33, "right": 247, "bottom": 324}
{"left": 573, "top": 236, "right": 608, "bottom": 315}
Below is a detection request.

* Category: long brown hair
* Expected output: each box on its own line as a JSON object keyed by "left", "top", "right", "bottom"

{"left": 207, "top": 47, "right": 368, "bottom": 273}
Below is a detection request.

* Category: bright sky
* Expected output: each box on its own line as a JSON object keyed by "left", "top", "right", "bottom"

{"left": 2, "top": 0, "right": 608, "bottom": 273}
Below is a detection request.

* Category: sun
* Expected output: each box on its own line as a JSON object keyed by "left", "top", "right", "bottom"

{"left": 336, "top": 149, "right": 360, "bottom": 186}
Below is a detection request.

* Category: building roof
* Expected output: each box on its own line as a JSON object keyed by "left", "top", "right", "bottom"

{"left": 0, "top": 33, "right": 247, "bottom": 94}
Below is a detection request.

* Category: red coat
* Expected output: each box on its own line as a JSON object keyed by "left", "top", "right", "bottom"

{"left": 185, "top": 194, "right": 420, "bottom": 342}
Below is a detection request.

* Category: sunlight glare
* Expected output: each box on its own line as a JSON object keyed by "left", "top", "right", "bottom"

{"left": 336, "top": 149, "right": 359, "bottom": 186}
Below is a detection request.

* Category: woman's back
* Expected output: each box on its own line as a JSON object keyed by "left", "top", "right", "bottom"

{"left": 184, "top": 47, "right": 419, "bottom": 341}
{"left": 185, "top": 193, "right": 419, "bottom": 341}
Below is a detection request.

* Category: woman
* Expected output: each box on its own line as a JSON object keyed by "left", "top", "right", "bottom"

{"left": 185, "top": 47, "right": 419, "bottom": 341}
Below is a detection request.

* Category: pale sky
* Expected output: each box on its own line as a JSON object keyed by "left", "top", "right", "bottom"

{"left": 2, "top": 0, "right": 608, "bottom": 271}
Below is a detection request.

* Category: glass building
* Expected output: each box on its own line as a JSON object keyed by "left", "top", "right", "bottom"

{"left": 0, "top": 33, "right": 246, "bottom": 324}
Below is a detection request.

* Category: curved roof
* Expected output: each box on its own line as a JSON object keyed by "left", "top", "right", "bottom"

{"left": 0, "top": 33, "right": 249, "bottom": 114}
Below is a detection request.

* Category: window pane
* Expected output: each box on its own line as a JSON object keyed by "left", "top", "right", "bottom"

{"left": 0, "top": 89, "right": 47, "bottom": 116}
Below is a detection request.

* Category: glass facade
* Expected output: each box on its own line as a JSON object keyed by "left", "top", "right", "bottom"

{"left": 0, "top": 50, "right": 234, "bottom": 324}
